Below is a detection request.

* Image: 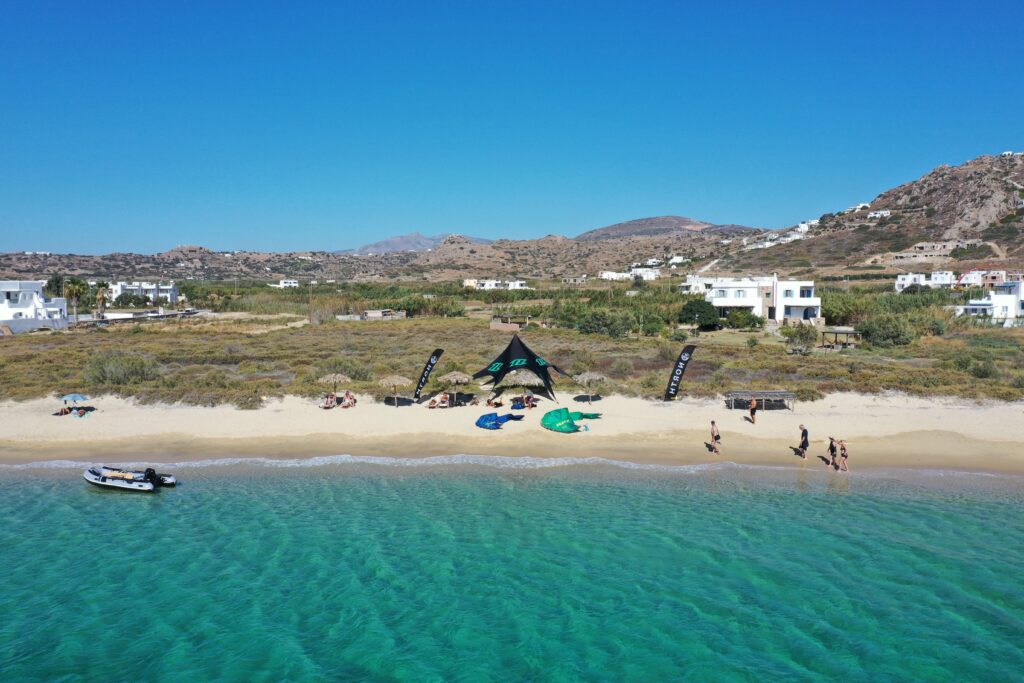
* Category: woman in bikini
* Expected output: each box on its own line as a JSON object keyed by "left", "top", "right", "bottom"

{"left": 838, "top": 441, "right": 850, "bottom": 472}
{"left": 827, "top": 437, "right": 838, "bottom": 470}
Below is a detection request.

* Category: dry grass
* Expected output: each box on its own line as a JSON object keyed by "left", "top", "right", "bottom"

{"left": 1, "top": 317, "right": 1022, "bottom": 407}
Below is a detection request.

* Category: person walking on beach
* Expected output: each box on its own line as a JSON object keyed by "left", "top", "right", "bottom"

{"left": 838, "top": 441, "right": 850, "bottom": 472}
{"left": 798, "top": 424, "right": 809, "bottom": 459}
{"left": 827, "top": 437, "right": 839, "bottom": 470}
{"left": 710, "top": 420, "right": 721, "bottom": 454}
{"left": 749, "top": 397, "right": 758, "bottom": 424}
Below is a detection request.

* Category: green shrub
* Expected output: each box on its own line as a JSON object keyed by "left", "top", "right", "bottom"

{"left": 679, "top": 300, "right": 721, "bottom": 330}
{"left": 783, "top": 325, "right": 818, "bottom": 355}
{"left": 969, "top": 360, "right": 999, "bottom": 379}
{"left": 859, "top": 314, "right": 914, "bottom": 347}
{"left": 725, "top": 309, "right": 765, "bottom": 330}
{"left": 318, "top": 356, "right": 372, "bottom": 381}
{"left": 747, "top": 337, "right": 760, "bottom": 349}
{"left": 670, "top": 330, "right": 689, "bottom": 343}
{"left": 84, "top": 351, "right": 158, "bottom": 385}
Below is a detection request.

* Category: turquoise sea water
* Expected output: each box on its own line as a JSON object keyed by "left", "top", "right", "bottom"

{"left": 1, "top": 458, "right": 1023, "bottom": 681}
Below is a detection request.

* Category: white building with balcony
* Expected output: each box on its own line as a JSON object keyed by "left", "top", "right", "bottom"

{"left": 1, "top": 281, "right": 68, "bottom": 333}
{"left": 956, "top": 281, "right": 1024, "bottom": 326}
{"left": 109, "top": 281, "right": 179, "bottom": 303}
{"left": 599, "top": 271, "right": 632, "bottom": 281}
{"left": 268, "top": 279, "right": 300, "bottom": 289}
{"left": 679, "top": 274, "right": 821, "bottom": 322}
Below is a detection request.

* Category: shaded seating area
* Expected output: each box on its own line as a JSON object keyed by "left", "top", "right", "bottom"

{"left": 820, "top": 328, "right": 862, "bottom": 350}
{"left": 725, "top": 390, "right": 797, "bottom": 412}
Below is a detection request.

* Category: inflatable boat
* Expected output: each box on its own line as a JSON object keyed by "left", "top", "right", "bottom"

{"left": 83, "top": 466, "right": 177, "bottom": 492}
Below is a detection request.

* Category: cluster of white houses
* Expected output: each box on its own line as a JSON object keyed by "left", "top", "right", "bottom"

{"left": 895, "top": 270, "right": 1024, "bottom": 326}
{"left": 461, "top": 278, "right": 532, "bottom": 290}
{"left": 1, "top": 280, "right": 182, "bottom": 334}
{"left": 679, "top": 274, "right": 822, "bottom": 323}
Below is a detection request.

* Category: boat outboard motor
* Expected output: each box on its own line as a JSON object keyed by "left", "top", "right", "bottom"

{"left": 144, "top": 468, "right": 160, "bottom": 485}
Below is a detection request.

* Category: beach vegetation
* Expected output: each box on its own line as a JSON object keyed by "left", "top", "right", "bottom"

{"left": 679, "top": 300, "right": 721, "bottom": 330}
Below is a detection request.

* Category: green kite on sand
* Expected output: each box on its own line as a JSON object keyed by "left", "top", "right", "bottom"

{"left": 541, "top": 408, "right": 601, "bottom": 433}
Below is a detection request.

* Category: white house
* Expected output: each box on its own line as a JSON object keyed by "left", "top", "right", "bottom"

{"left": 629, "top": 267, "right": 661, "bottom": 281}
{"left": 599, "top": 271, "right": 632, "bottom": 281}
{"left": 506, "top": 280, "right": 532, "bottom": 290}
{"left": 0, "top": 280, "right": 67, "bottom": 333}
{"left": 667, "top": 256, "right": 690, "bottom": 265}
{"left": 956, "top": 281, "right": 1024, "bottom": 326}
{"left": 109, "top": 281, "right": 179, "bottom": 303}
{"left": 679, "top": 274, "right": 821, "bottom": 323}
{"left": 894, "top": 271, "right": 956, "bottom": 292}
{"left": 643, "top": 258, "right": 663, "bottom": 267}
{"left": 868, "top": 210, "right": 892, "bottom": 219}
{"left": 268, "top": 279, "right": 300, "bottom": 289}
{"left": 958, "top": 271, "right": 985, "bottom": 287}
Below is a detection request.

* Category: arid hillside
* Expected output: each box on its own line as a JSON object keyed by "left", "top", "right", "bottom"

{"left": 725, "top": 154, "right": 1024, "bottom": 272}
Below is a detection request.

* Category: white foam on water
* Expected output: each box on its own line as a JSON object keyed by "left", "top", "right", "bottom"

{"left": 1, "top": 454, "right": 760, "bottom": 474}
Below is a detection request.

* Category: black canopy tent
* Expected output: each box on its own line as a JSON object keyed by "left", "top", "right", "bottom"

{"left": 473, "top": 334, "right": 568, "bottom": 400}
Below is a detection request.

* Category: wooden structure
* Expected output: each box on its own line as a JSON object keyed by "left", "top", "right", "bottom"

{"left": 820, "top": 327, "right": 862, "bottom": 349}
{"left": 489, "top": 315, "right": 531, "bottom": 332}
{"left": 725, "top": 390, "right": 797, "bottom": 412}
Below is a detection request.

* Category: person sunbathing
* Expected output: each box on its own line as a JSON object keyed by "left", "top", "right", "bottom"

{"left": 320, "top": 393, "right": 337, "bottom": 409}
{"left": 525, "top": 395, "right": 538, "bottom": 408}
{"left": 340, "top": 391, "right": 357, "bottom": 408}
{"left": 486, "top": 397, "right": 504, "bottom": 408}
{"left": 437, "top": 395, "right": 450, "bottom": 409}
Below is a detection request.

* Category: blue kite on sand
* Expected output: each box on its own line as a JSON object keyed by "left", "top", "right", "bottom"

{"left": 475, "top": 413, "right": 524, "bottom": 430}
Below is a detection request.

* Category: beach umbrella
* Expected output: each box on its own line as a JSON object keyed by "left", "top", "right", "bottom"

{"left": 437, "top": 371, "right": 472, "bottom": 403}
{"left": 318, "top": 373, "right": 351, "bottom": 393}
{"left": 60, "top": 393, "right": 89, "bottom": 403}
{"left": 378, "top": 375, "right": 413, "bottom": 407}
{"left": 573, "top": 372, "right": 607, "bottom": 404}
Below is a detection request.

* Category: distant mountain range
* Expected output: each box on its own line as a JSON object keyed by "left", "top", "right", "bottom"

{"left": 2, "top": 153, "right": 1021, "bottom": 280}
{"left": 343, "top": 232, "right": 492, "bottom": 255}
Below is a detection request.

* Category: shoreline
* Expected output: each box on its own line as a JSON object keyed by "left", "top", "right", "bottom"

{"left": 3, "top": 393, "right": 1024, "bottom": 475}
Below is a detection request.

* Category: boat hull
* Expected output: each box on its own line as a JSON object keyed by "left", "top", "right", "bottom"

{"left": 83, "top": 468, "right": 156, "bottom": 492}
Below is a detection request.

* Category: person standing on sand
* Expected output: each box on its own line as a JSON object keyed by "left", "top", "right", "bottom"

{"left": 749, "top": 397, "right": 758, "bottom": 424}
{"left": 711, "top": 421, "right": 721, "bottom": 454}
{"left": 839, "top": 441, "right": 850, "bottom": 472}
{"left": 798, "top": 424, "right": 809, "bottom": 459}
{"left": 827, "top": 437, "right": 838, "bottom": 470}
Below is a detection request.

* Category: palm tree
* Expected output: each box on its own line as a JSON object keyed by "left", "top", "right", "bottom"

{"left": 94, "top": 282, "right": 109, "bottom": 320}
{"left": 64, "top": 281, "right": 86, "bottom": 323}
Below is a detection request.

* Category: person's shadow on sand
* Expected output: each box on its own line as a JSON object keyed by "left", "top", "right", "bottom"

{"left": 789, "top": 446, "right": 805, "bottom": 458}
{"left": 743, "top": 416, "right": 754, "bottom": 424}
{"left": 703, "top": 442, "right": 716, "bottom": 453}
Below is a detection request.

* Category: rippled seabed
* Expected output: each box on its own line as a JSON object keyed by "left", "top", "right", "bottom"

{"left": 1, "top": 460, "right": 1022, "bottom": 681}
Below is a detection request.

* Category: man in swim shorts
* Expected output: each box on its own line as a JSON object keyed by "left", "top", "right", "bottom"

{"left": 710, "top": 420, "right": 721, "bottom": 454}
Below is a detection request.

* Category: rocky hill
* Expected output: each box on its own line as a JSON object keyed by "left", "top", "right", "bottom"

{"left": 347, "top": 232, "right": 491, "bottom": 255}
{"left": 725, "top": 153, "right": 1024, "bottom": 271}
{"left": 576, "top": 215, "right": 712, "bottom": 240}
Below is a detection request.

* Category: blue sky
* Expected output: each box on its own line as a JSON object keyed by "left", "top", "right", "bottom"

{"left": 2, "top": 1, "right": 1022, "bottom": 254}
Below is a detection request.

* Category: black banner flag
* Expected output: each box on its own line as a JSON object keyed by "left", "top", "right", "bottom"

{"left": 413, "top": 348, "right": 444, "bottom": 400}
{"left": 663, "top": 344, "right": 696, "bottom": 401}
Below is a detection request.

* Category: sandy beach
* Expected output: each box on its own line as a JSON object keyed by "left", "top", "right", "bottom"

{"left": 2, "top": 392, "right": 1024, "bottom": 474}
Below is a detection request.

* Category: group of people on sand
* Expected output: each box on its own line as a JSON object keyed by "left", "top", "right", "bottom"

{"left": 320, "top": 390, "right": 357, "bottom": 410}
{"left": 709, "top": 404, "right": 850, "bottom": 472}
